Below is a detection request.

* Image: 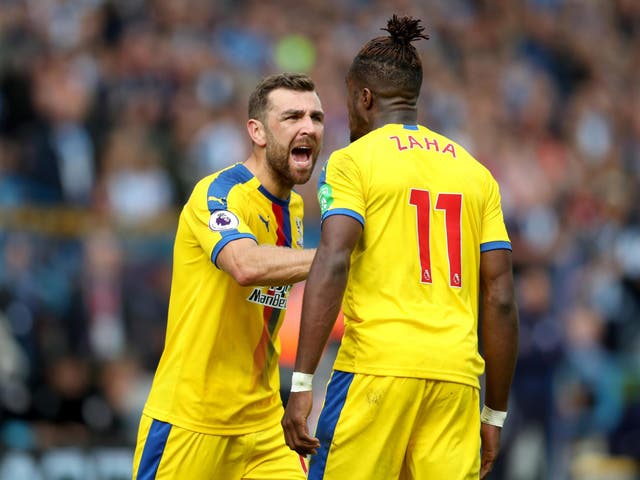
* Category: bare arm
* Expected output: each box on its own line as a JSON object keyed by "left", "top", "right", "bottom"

{"left": 480, "top": 248, "right": 519, "bottom": 411}
{"left": 295, "top": 214, "right": 362, "bottom": 373}
{"left": 282, "top": 214, "right": 362, "bottom": 455}
{"left": 479, "top": 248, "right": 519, "bottom": 478}
{"left": 217, "top": 237, "right": 316, "bottom": 287}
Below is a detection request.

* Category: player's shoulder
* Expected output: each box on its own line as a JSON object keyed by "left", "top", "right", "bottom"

{"left": 200, "top": 163, "right": 254, "bottom": 191}
{"left": 325, "top": 129, "right": 382, "bottom": 168}
{"left": 189, "top": 163, "right": 255, "bottom": 204}
{"left": 417, "top": 125, "right": 496, "bottom": 175}
{"left": 340, "top": 126, "right": 391, "bottom": 154}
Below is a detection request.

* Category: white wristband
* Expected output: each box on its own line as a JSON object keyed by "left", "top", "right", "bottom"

{"left": 480, "top": 405, "right": 508, "bottom": 427}
{"left": 291, "top": 372, "right": 314, "bottom": 392}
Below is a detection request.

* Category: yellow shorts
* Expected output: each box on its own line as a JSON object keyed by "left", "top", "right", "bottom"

{"left": 309, "top": 371, "right": 481, "bottom": 480}
{"left": 132, "top": 414, "right": 306, "bottom": 479}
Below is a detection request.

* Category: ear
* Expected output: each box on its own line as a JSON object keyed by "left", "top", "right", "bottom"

{"left": 361, "top": 88, "right": 373, "bottom": 110}
{"left": 247, "top": 119, "right": 267, "bottom": 147}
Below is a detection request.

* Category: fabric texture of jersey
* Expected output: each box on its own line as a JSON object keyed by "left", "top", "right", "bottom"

{"left": 317, "top": 124, "right": 511, "bottom": 388}
{"left": 143, "top": 163, "right": 305, "bottom": 435}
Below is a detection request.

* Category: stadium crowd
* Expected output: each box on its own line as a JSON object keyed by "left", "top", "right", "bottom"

{"left": 0, "top": 0, "right": 639, "bottom": 478}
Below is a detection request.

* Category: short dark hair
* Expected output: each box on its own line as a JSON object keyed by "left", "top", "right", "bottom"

{"left": 248, "top": 73, "right": 316, "bottom": 121}
{"left": 349, "top": 15, "right": 429, "bottom": 97}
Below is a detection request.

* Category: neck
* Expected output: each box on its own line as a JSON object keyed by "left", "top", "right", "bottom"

{"left": 244, "top": 152, "right": 291, "bottom": 200}
{"left": 372, "top": 110, "right": 418, "bottom": 129}
{"left": 371, "top": 98, "right": 418, "bottom": 129}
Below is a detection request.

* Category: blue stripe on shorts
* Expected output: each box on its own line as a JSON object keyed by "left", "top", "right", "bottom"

{"left": 309, "top": 371, "right": 354, "bottom": 479}
{"left": 136, "top": 419, "right": 172, "bottom": 479}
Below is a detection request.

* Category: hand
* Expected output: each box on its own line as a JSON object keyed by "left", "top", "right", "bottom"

{"left": 479, "top": 423, "right": 501, "bottom": 479}
{"left": 281, "top": 391, "right": 320, "bottom": 455}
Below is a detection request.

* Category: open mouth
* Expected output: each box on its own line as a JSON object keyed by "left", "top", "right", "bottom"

{"left": 291, "top": 146, "right": 313, "bottom": 165}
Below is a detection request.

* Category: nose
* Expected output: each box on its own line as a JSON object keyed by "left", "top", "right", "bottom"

{"left": 299, "top": 114, "right": 320, "bottom": 136}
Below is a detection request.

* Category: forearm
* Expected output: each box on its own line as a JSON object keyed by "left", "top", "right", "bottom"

{"left": 217, "top": 237, "right": 316, "bottom": 287}
{"left": 481, "top": 297, "right": 519, "bottom": 411}
{"left": 242, "top": 244, "right": 316, "bottom": 286}
{"left": 294, "top": 247, "right": 349, "bottom": 374}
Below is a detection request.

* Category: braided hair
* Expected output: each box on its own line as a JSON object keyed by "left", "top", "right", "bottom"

{"left": 349, "top": 15, "right": 429, "bottom": 97}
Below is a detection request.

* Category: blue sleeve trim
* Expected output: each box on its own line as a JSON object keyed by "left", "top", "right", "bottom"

{"left": 321, "top": 209, "right": 364, "bottom": 228}
{"left": 211, "top": 232, "right": 257, "bottom": 267}
{"left": 480, "top": 240, "right": 512, "bottom": 252}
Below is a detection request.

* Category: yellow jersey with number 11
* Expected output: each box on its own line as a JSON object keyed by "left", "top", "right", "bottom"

{"left": 317, "top": 123, "right": 511, "bottom": 388}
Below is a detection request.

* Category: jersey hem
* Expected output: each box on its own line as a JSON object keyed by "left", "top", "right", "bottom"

{"left": 142, "top": 405, "right": 284, "bottom": 436}
{"left": 331, "top": 363, "right": 481, "bottom": 389}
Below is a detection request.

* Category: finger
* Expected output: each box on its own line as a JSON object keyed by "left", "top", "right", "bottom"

{"left": 294, "top": 418, "right": 314, "bottom": 443}
{"left": 297, "top": 445, "right": 318, "bottom": 456}
{"left": 479, "top": 459, "right": 493, "bottom": 479}
{"left": 292, "top": 438, "right": 317, "bottom": 456}
{"left": 292, "top": 424, "right": 319, "bottom": 455}
{"left": 282, "top": 422, "right": 295, "bottom": 450}
{"left": 283, "top": 417, "right": 319, "bottom": 455}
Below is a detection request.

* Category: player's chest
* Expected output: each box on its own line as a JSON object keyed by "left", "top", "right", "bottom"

{"left": 248, "top": 201, "right": 304, "bottom": 249}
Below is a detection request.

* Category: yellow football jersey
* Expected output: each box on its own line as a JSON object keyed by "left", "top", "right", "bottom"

{"left": 318, "top": 124, "right": 511, "bottom": 388}
{"left": 143, "top": 163, "right": 305, "bottom": 435}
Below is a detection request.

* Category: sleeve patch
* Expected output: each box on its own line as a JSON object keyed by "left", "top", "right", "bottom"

{"left": 318, "top": 183, "right": 334, "bottom": 215}
{"left": 209, "top": 210, "right": 240, "bottom": 231}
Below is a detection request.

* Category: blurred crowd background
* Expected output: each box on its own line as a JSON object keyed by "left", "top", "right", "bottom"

{"left": 0, "top": 0, "right": 639, "bottom": 478}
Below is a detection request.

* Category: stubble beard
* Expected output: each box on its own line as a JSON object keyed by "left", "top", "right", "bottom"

{"left": 265, "top": 131, "right": 316, "bottom": 188}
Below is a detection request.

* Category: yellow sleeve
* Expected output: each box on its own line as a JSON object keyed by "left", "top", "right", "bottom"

{"left": 480, "top": 174, "right": 511, "bottom": 251}
{"left": 317, "top": 150, "right": 365, "bottom": 226}
{"left": 184, "top": 182, "right": 257, "bottom": 266}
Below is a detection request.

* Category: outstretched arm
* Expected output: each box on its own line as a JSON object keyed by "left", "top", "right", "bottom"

{"left": 282, "top": 214, "right": 362, "bottom": 455}
{"left": 478, "top": 248, "right": 519, "bottom": 478}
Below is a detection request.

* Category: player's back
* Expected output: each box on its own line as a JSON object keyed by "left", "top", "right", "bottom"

{"left": 320, "top": 123, "right": 510, "bottom": 386}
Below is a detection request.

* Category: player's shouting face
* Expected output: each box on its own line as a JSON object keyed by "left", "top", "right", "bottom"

{"left": 263, "top": 88, "right": 325, "bottom": 188}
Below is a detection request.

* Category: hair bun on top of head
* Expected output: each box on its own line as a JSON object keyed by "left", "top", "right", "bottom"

{"left": 382, "top": 14, "right": 429, "bottom": 45}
